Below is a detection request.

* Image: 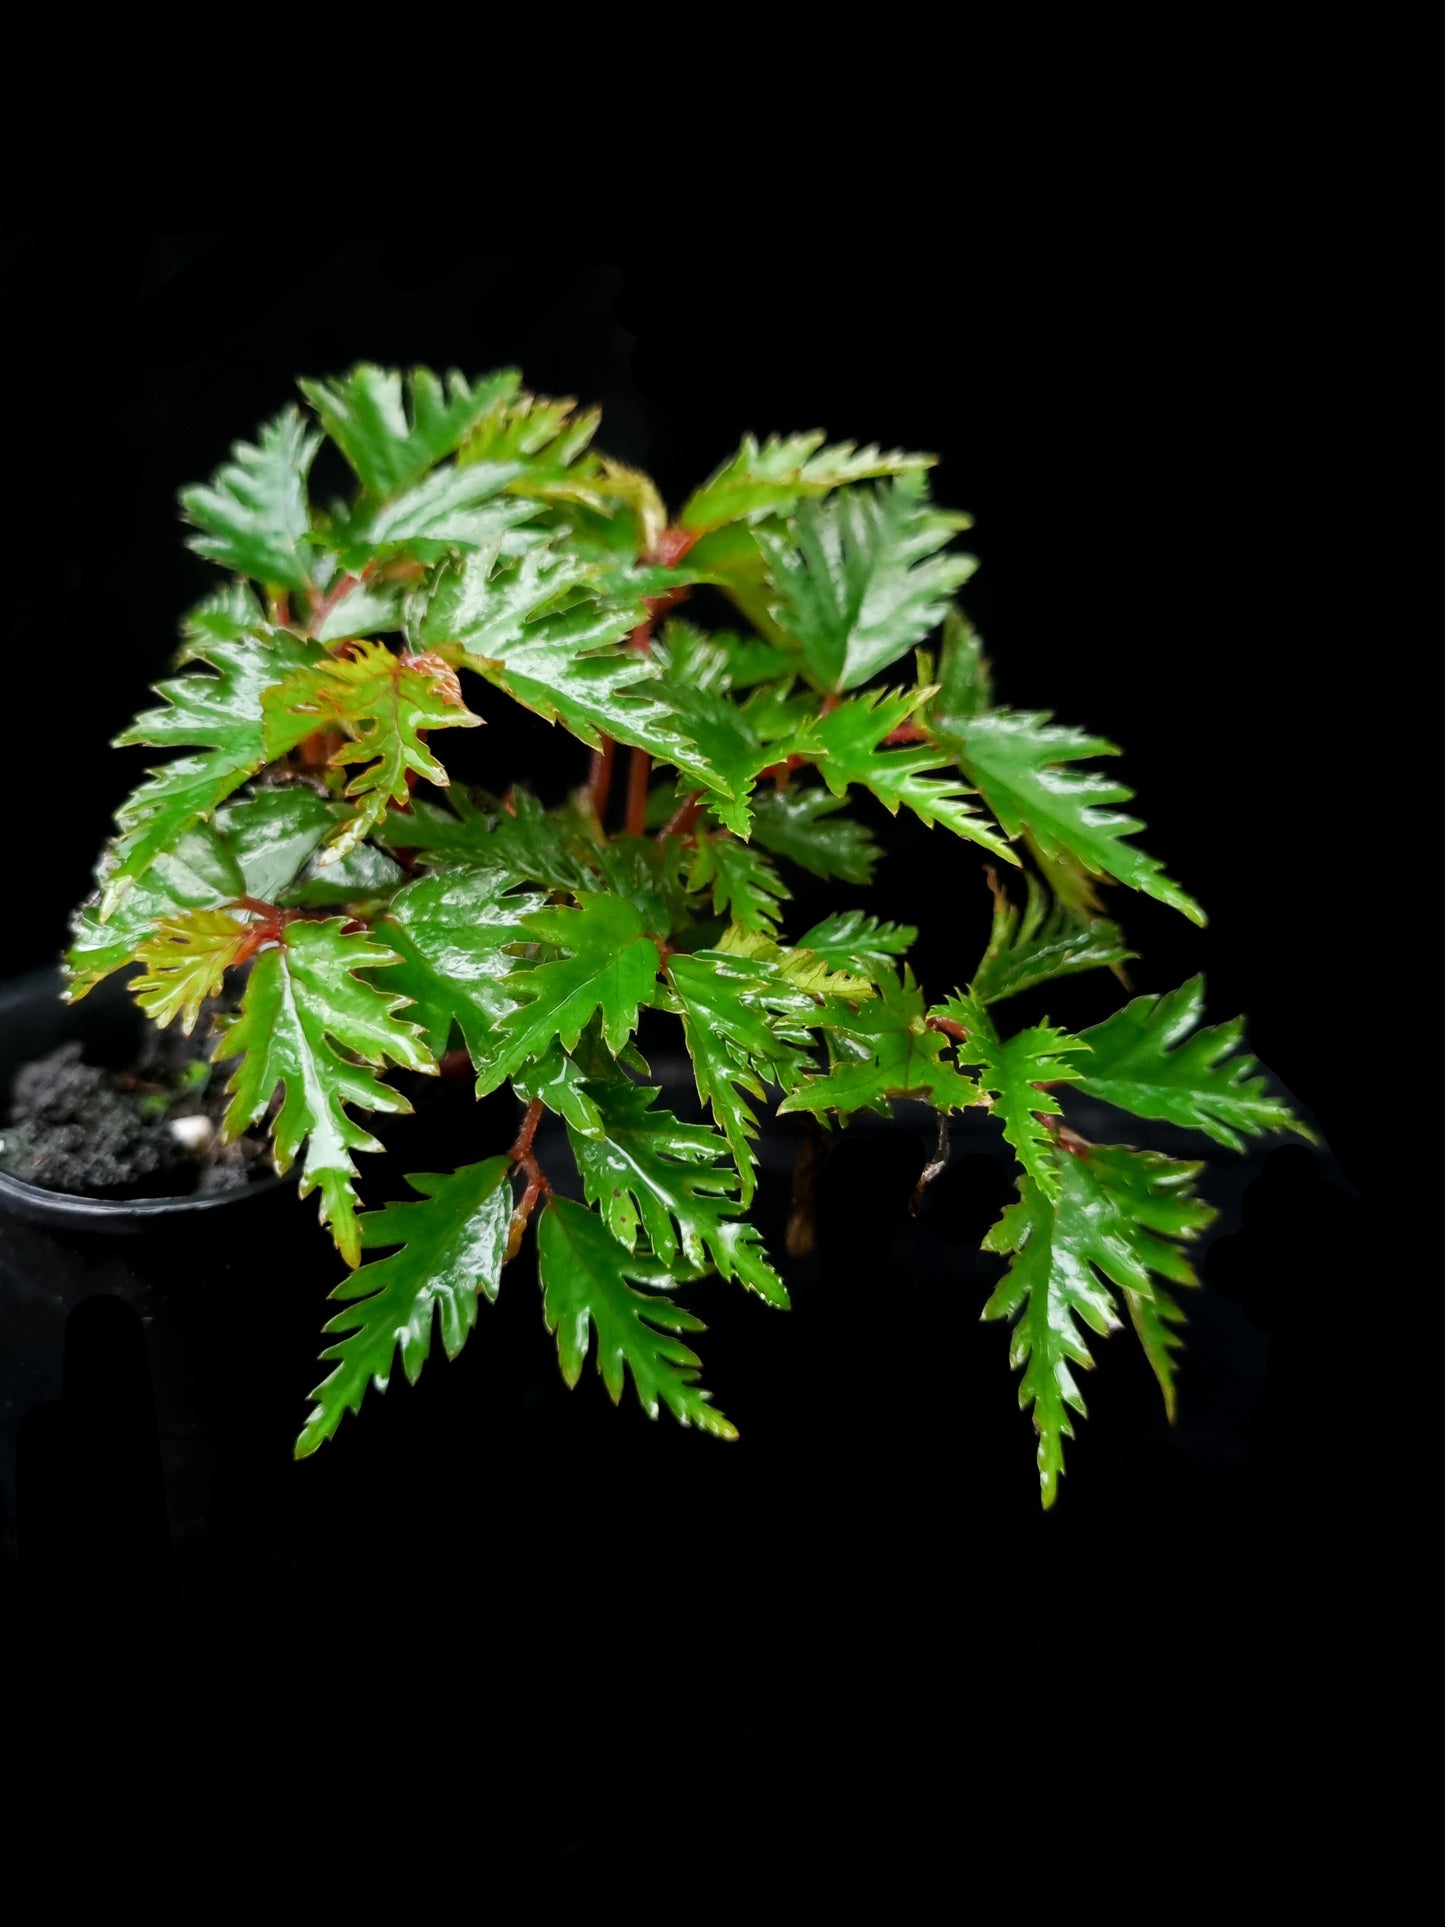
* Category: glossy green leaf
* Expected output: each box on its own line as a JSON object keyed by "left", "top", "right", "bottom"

{"left": 299, "top": 365, "right": 521, "bottom": 496}
{"left": 564, "top": 1055, "right": 788, "bottom": 1306}
{"left": 379, "top": 866, "right": 545, "bottom": 1064}
{"left": 130, "top": 906, "right": 254, "bottom": 1034}
{"left": 969, "top": 869, "right": 1133, "bottom": 1006}
{"left": 939, "top": 992, "right": 1091, "bottom": 1198}
{"left": 104, "top": 626, "right": 317, "bottom": 915}
{"left": 66, "top": 824, "right": 244, "bottom": 1001}
{"left": 756, "top": 474, "right": 975, "bottom": 692}
{"left": 983, "top": 1144, "right": 1216, "bottom": 1504}
{"left": 216, "top": 918, "right": 434, "bottom": 1265}
{"left": 930, "top": 608, "right": 993, "bottom": 723}
{"left": 938, "top": 707, "right": 1204, "bottom": 925}
{"left": 179, "top": 406, "right": 319, "bottom": 593}
{"left": 1075, "top": 977, "right": 1311, "bottom": 1151}
{"left": 797, "top": 910, "right": 918, "bottom": 977}
{"left": 261, "top": 640, "right": 480, "bottom": 858}
{"left": 215, "top": 788, "right": 340, "bottom": 901}
{"left": 537, "top": 1196, "right": 736, "bottom": 1438}
{"left": 295, "top": 1156, "right": 513, "bottom": 1457}
{"left": 477, "top": 893, "right": 663, "bottom": 1091}
{"left": 680, "top": 431, "right": 933, "bottom": 534}
{"left": 668, "top": 946, "right": 820, "bottom": 1202}
{"left": 812, "top": 688, "right": 1015, "bottom": 859}
{"left": 712, "top": 924, "right": 876, "bottom": 1002}
{"left": 746, "top": 785, "right": 880, "bottom": 885}
{"left": 687, "top": 835, "right": 788, "bottom": 934}
{"left": 778, "top": 966, "right": 976, "bottom": 1121}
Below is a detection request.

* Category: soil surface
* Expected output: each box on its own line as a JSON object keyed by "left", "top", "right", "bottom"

{"left": 0, "top": 1014, "right": 270, "bottom": 1201}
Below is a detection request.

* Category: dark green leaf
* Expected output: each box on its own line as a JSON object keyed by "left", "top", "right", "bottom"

{"left": 216, "top": 788, "right": 341, "bottom": 901}
{"left": 537, "top": 1197, "right": 737, "bottom": 1438}
{"left": 687, "top": 835, "right": 788, "bottom": 934}
{"left": 379, "top": 866, "right": 545, "bottom": 1064}
{"left": 746, "top": 785, "right": 880, "bottom": 885}
{"left": 969, "top": 868, "right": 1133, "bottom": 1006}
{"left": 778, "top": 966, "right": 975, "bottom": 1120}
{"left": 295, "top": 1156, "right": 513, "bottom": 1458}
{"left": 299, "top": 365, "right": 521, "bottom": 496}
{"left": 1075, "top": 977, "right": 1311, "bottom": 1151}
{"left": 796, "top": 910, "right": 917, "bottom": 977}
{"left": 179, "top": 405, "right": 318, "bottom": 593}
{"left": 680, "top": 431, "right": 933, "bottom": 533}
{"left": 940, "top": 992, "right": 1091, "bottom": 1198}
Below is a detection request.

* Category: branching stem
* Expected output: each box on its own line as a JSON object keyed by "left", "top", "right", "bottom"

{"left": 506, "top": 1097, "right": 552, "bottom": 1260}
{"left": 909, "top": 1110, "right": 953, "bottom": 1215}
{"left": 625, "top": 747, "right": 651, "bottom": 835}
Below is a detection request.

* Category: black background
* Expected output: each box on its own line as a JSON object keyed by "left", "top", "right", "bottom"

{"left": 0, "top": 224, "right": 1423, "bottom": 1868}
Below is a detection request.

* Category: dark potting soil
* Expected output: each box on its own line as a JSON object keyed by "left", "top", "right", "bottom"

{"left": 0, "top": 1012, "right": 269, "bottom": 1201}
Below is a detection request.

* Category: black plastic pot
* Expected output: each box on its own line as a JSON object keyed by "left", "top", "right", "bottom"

{"left": 0, "top": 968, "right": 290, "bottom": 1233}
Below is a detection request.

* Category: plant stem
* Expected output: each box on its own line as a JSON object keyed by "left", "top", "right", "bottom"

{"left": 625, "top": 747, "right": 651, "bottom": 835}
{"left": 909, "top": 1111, "right": 952, "bottom": 1216}
{"left": 658, "top": 791, "right": 704, "bottom": 842}
{"left": 505, "top": 1097, "right": 551, "bottom": 1261}
{"left": 588, "top": 736, "right": 617, "bottom": 824}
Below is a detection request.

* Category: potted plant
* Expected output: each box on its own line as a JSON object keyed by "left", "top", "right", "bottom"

{"left": 2, "top": 363, "right": 1308, "bottom": 1507}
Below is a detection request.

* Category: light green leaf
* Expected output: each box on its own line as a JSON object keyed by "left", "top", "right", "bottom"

{"left": 680, "top": 431, "right": 933, "bottom": 534}
{"left": 812, "top": 688, "right": 1015, "bottom": 860}
{"left": 295, "top": 1156, "right": 514, "bottom": 1457}
{"left": 713, "top": 924, "right": 877, "bottom": 1002}
{"left": 756, "top": 473, "right": 975, "bottom": 692}
{"left": 66, "top": 824, "right": 244, "bottom": 1000}
{"left": 939, "top": 707, "right": 1204, "bottom": 925}
{"left": 1075, "top": 977, "right": 1311, "bottom": 1152}
{"left": 983, "top": 1144, "right": 1216, "bottom": 1504}
{"left": 131, "top": 906, "right": 255, "bottom": 1034}
{"left": 179, "top": 406, "right": 319, "bottom": 593}
{"left": 216, "top": 918, "right": 434, "bottom": 1265}
{"left": 797, "top": 910, "right": 918, "bottom": 977}
{"left": 299, "top": 365, "right": 521, "bottom": 496}
{"left": 537, "top": 1197, "right": 736, "bottom": 1438}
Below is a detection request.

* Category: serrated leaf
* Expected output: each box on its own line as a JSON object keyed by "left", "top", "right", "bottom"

{"left": 295, "top": 1156, "right": 513, "bottom": 1457}
{"left": 299, "top": 365, "right": 521, "bottom": 497}
{"left": 459, "top": 388, "right": 607, "bottom": 506}
{"left": 377, "top": 788, "right": 597, "bottom": 896}
{"left": 104, "top": 626, "right": 318, "bottom": 915}
{"left": 216, "top": 788, "right": 342, "bottom": 900}
{"left": 179, "top": 405, "right": 319, "bottom": 593}
{"left": 652, "top": 623, "right": 783, "bottom": 836}
{"left": 130, "top": 906, "right": 255, "bottom": 1034}
{"left": 969, "top": 868, "right": 1133, "bottom": 1006}
{"left": 261, "top": 641, "right": 480, "bottom": 858}
{"left": 939, "top": 707, "right": 1204, "bottom": 925}
{"left": 812, "top": 688, "right": 1015, "bottom": 860}
{"left": 687, "top": 835, "right": 788, "bottom": 934}
{"left": 797, "top": 910, "right": 918, "bottom": 977}
{"left": 285, "top": 839, "right": 407, "bottom": 909}
{"left": 668, "top": 947, "right": 820, "bottom": 1203}
{"left": 930, "top": 608, "right": 993, "bottom": 723}
{"left": 537, "top": 1196, "right": 736, "bottom": 1438}
{"left": 216, "top": 918, "right": 434, "bottom": 1264}
{"left": 1074, "top": 977, "right": 1311, "bottom": 1152}
{"left": 778, "top": 966, "right": 976, "bottom": 1121}
{"left": 335, "top": 467, "right": 537, "bottom": 565}
{"left": 713, "top": 924, "right": 876, "bottom": 1002}
{"left": 680, "top": 431, "right": 934, "bottom": 534}
{"left": 563, "top": 1056, "right": 788, "bottom": 1306}
{"left": 379, "top": 866, "right": 545, "bottom": 1064}
{"left": 66, "top": 824, "right": 244, "bottom": 1000}
{"left": 756, "top": 474, "right": 975, "bottom": 692}
{"left": 982, "top": 1144, "right": 1215, "bottom": 1504}
{"left": 476, "top": 894, "right": 663, "bottom": 1091}
{"left": 939, "top": 992, "right": 1091, "bottom": 1198}
{"left": 747, "top": 785, "right": 881, "bottom": 885}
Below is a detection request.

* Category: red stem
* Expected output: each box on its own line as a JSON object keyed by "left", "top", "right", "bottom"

{"left": 505, "top": 1098, "right": 552, "bottom": 1261}
{"left": 625, "top": 747, "right": 651, "bottom": 836}
{"left": 658, "top": 792, "right": 704, "bottom": 842}
{"left": 589, "top": 735, "right": 618, "bottom": 823}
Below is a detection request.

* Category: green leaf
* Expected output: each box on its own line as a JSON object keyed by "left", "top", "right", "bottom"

{"left": 712, "top": 925, "right": 877, "bottom": 1002}
{"left": 667, "top": 947, "right": 820, "bottom": 1203}
{"left": 940, "top": 992, "right": 1091, "bottom": 1198}
{"left": 680, "top": 431, "right": 934, "bottom": 533}
{"left": 216, "top": 788, "right": 340, "bottom": 901}
{"left": 797, "top": 910, "right": 918, "bottom": 977}
{"left": 537, "top": 1196, "right": 737, "bottom": 1439}
{"left": 969, "top": 869, "right": 1133, "bottom": 1006}
{"left": 179, "top": 405, "right": 319, "bottom": 593}
{"left": 376, "top": 788, "right": 597, "bottom": 896}
{"left": 812, "top": 688, "right": 1015, "bottom": 859}
{"left": 458, "top": 387, "right": 607, "bottom": 505}
{"left": 779, "top": 966, "right": 976, "bottom": 1121}
{"left": 939, "top": 707, "right": 1205, "bottom": 925}
{"left": 261, "top": 641, "right": 481, "bottom": 858}
{"left": 756, "top": 474, "right": 975, "bottom": 692}
{"left": 564, "top": 1056, "right": 788, "bottom": 1306}
{"left": 747, "top": 785, "right": 880, "bottom": 885}
{"left": 687, "top": 835, "right": 788, "bottom": 934}
{"left": 216, "top": 918, "right": 434, "bottom": 1265}
{"left": 652, "top": 623, "right": 783, "bottom": 836}
{"left": 379, "top": 866, "right": 545, "bottom": 1064}
{"left": 982, "top": 1144, "right": 1215, "bottom": 1504}
{"left": 104, "top": 625, "right": 317, "bottom": 915}
{"left": 66, "top": 824, "right": 244, "bottom": 1001}
{"left": 930, "top": 608, "right": 993, "bottom": 723}
{"left": 295, "top": 1156, "right": 513, "bottom": 1458}
{"left": 334, "top": 467, "right": 537, "bottom": 564}
{"left": 299, "top": 365, "right": 521, "bottom": 496}
{"left": 130, "top": 906, "right": 255, "bottom": 1034}
{"left": 285, "top": 840, "right": 406, "bottom": 910}
{"left": 1074, "top": 977, "right": 1311, "bottom": 1152}
{"left": 477, "top": 893, "right": 663, "bottom": 1091}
